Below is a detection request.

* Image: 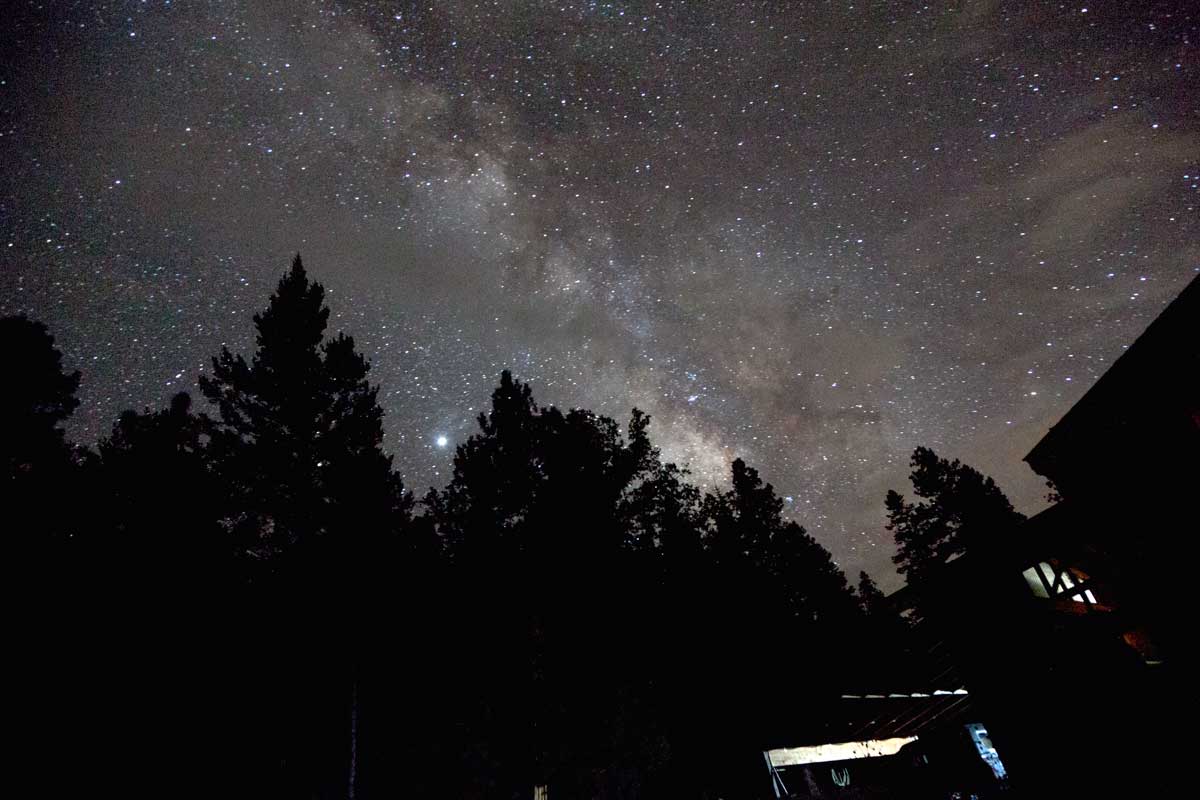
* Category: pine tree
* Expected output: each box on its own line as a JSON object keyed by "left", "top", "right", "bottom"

{"left": 619, "top": 460, "right": 702, "bottom": 557}
{"left": 424, "top": 373, "right": 688, "bottom": 793}
{"left": 857, "top": 570, "right": 887, "bottom": 616}
{"left": 198, "top": 255, "right": 409, "bottom": 572}
{"left": 4, "top": 312, "right": 85, "bottom": 718}
{"left": 2, "top": 314, "right": 85, "bottom": 557}
{"left": 888, "top": 446, "right": 1025, "bottom": 581}
{"left": 766, "top": 518, "right": 856, "bottom": 626}
{"left": 692, "top": 458, "right": 859, "bottom": 761}
{"left": 703, "top": 458, "right": 779, "bottom": 565}
{"left": 197, "top": 255, "right": 411, "bottom": 794}
{"left": 1, "top": 314, "right": 80, "bottom": 478}
{"left": 703, "top": 458, "right": 852, "bottom": 622}
{"left": 424, "top": 369, "right": 543, "bottom": 558}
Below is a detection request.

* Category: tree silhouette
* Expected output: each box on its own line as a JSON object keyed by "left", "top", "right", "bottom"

{"left": 703, "top": 458, "right": 853, "bottom": 623}
{"left": 857, "top": 569, "right": 887, "bottom": 615}
{"left": 618, "top": 459, "right": 702, "bottom": 558}
{"left": 5, "top": 314, "right": 89, "bottom": 794}
{"left": 96, "top": 391, "right": 224, "bottom": 584}
{"left": 2, "top": 313, "right": 85, "bottom": 561}
{"left": 704, "top": 458, "right": 780, "bottom": 565}
{"left": 423, "top": 371, "right": 677, "bottom": 794}
{"left": 888, "top": 446, "right": 1026, "bottom": 581}
{"left": 199, "top": 254, "right": 410, "bottom": 575}
{"left": 688, "top": 457, "right": 862, "bottom": 780}
{"left": 197, "top": 255, "right": 411, "bottom": 795}
{"left": 200, "top": 255, "right": 326, "bottom": 567}
{"left": 5, "top": 280, "right": 939, "bottom": 798}
{"left": 425, "top": 369, "right": 545, "bottom": 559}
{"left": 1, "top": 314, "right": 80, "bottom": 479}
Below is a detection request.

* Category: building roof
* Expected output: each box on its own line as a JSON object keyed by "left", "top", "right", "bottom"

{"left": 760, "top": 620, "right": 975, "bottom": 750}
{"left": 1024, "top": 272, "right": 1200, "bottom": 496}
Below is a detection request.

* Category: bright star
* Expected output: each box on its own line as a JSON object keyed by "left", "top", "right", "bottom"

{"left": 436, "top": 435, "right": 449, "bottom": 448}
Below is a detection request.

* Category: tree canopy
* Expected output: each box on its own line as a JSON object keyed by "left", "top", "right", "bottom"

{"left": 199, "top": 255, "right": 410, "bottom": 580}
{"left": 887, "top": 445, "right": 1026, "bottom": 582}
{"left": 11, "top": 255, "right": 899, "bottom": 798}
{"left": 1, "top": 314, "right": 80, "bottom": 477}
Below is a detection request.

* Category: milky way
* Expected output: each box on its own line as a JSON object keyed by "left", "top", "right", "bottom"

{"left": 2, "top": 2, "right": 1197, "bottom": 585}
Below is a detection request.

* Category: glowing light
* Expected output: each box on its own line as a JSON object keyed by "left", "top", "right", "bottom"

{"left": 766, "top": 736, "right": 919, "bottom": 766}
{"left": 435, "top": 435, "right": 448, "bottom": 448}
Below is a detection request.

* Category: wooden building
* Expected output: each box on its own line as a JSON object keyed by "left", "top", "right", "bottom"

{"left": 892, "top": 273, "right": 1195, "bottom": 796}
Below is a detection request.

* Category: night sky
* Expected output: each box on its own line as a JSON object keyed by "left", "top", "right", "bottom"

{"left": 2, "top": 2, "right": 1196, "bottom": 585}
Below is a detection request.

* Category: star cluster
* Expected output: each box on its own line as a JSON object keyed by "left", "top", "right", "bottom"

{"left": 2, "top": 1, "right": 1196, "bottom": 585}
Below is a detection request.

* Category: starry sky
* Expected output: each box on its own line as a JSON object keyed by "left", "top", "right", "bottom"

{"left": 2, "top": 1, "right": 1197, "bottom": 585}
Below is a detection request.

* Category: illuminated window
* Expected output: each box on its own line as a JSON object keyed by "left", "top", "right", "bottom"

{"left": 1022, "top": 564, "right": 1050, "bottom": 598}
{"left": 766, "top": 736, "right": 918, "bottom": 767}
{"left": 1021, "top": 561, "right": 1097, "bottom": 604}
